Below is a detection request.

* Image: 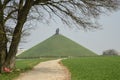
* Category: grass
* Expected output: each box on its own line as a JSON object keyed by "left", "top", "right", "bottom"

{"left": 62, "top": 56, "right": 120, "bottom": 80}
{"left": 18, "top": 35, "right": 96, "bottom": 58}
{"left": 0, "top": 59, "right": 49, "bottom": 80}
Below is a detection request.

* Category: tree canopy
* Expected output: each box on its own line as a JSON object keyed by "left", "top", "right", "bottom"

{"left": 1, "top": 0, "right": 120, "bottom": 31}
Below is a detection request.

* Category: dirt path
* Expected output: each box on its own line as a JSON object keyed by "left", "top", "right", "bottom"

{"left": 14, "top": 59, "right": 70, "bottom": 80}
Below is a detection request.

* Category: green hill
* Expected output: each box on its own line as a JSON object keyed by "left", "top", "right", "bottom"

{"left": 18, "top": 34, "right": 97, "bottom": 58}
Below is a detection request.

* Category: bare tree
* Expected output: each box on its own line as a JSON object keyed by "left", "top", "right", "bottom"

{"left": 103, "top": 49, "right": 119, "bottom": 56}
{"left": 0, "top": 0, "right": 120, "bottom": 73}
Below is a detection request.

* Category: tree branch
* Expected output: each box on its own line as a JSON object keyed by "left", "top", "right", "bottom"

{"left": 4, "top": 9, "right": 18, "bottom": 23}
{"left": 33, "top": 0, "right": 51, "bottom": 5}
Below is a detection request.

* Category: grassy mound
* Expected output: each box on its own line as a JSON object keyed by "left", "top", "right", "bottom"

{"left": 18, "top": 34, "right": 96, "bottom": 58}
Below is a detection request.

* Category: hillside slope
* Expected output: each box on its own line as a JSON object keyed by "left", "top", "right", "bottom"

{"left": 18, "top": 35, "right": 96, "bottom": 58}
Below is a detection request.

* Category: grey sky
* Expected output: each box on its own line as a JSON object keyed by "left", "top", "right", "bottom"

{"left": 20, "top": 10, "right": 120, "bottom": 55}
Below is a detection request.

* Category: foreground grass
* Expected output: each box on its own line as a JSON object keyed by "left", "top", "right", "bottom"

{"left": 62, "top": 56, "right": 120, "bottom": 80}
{"left": 0, "top": 59, "right": 49, "bottom": 80}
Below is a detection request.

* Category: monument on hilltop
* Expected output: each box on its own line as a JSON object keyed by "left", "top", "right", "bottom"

{"left": 55, "top": 28, "right": 59, "bottom": 35}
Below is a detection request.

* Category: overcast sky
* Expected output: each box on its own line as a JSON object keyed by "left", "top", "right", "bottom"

{"left": 20, "top": 10, "right": 120, "bottom": 55}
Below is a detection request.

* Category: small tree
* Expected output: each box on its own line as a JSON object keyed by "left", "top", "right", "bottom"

{"left": 103, "top": 49, "right": 119, "bottom": 56}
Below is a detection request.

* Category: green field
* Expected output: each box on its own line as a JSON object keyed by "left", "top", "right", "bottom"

{"left": 0, "top": 59, "right": 49, "bottom": 80}
{"left": 18, "top": 35, "right": 96, "bottom": 58}
{"left": 62, "top": 56, "right": 120, "bottom": 80}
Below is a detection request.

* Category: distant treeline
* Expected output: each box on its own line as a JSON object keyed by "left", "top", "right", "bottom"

{"left": 16, "top": 55, "right": 102, "bottom": 59}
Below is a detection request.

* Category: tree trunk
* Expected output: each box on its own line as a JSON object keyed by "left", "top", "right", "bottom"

{"left": 0, "top": 33, "right": 7, "bottom": 72}
{"left": 4, "top": 28, "right": 22, "bottom": 69}
{"left": 0, "top": 2, "right": 8, "bottom": 73}
{"left": 4, "top": 0, "right": 33, "bottom": 69}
